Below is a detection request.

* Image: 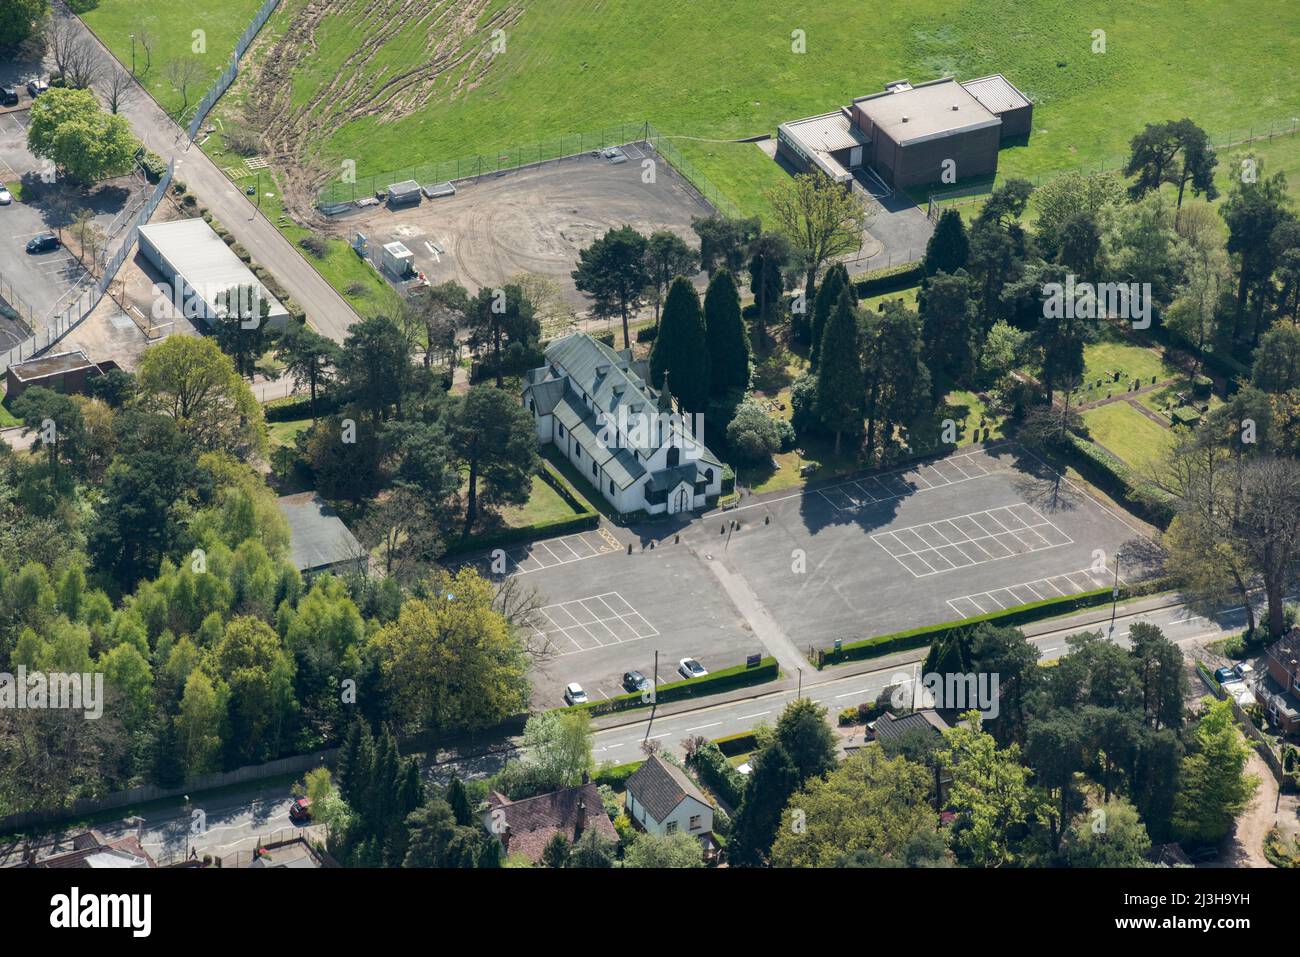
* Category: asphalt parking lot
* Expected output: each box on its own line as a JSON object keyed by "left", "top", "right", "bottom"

{"left": 0, "top": 109, "right": 144, "bottom": 329}
{"left": 468, "top": 442, "right": 1154, "bottom": 708}
{"left": 695, "top": 442, "right": 1151, "bottom": 650}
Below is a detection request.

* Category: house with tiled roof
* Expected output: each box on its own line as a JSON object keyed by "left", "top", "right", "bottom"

{"left": 624, "top": 754, "right": 716, "bottom": 854}
{"left": 522, "top": 333, "right": 725, "bottom": 515}
{"left": 20, "top": 830, "right": 155, "bottom": 869}
{"left": 480, "top": 782, "right": 618, "bottom": 864}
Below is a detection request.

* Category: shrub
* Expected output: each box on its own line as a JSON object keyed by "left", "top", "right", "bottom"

{"left": 298, "top": 234, "right": 329, "bottom": 258}
{"left": 636, "top": 324, "right": 658, "bottom": 343}
{"left": 1191, "top": 374, "right": 1213, "bottom": 398}
{"left": 725, "top": 399, "right": 784, "bottom": 463}
{"left": 1170, "top": 406, "right": 1201, "bottom": 428}
{"left": 684, "top": 741, "right": 746, "bottom": 809}
{"left": 593, "top": 330, "right": 616, "bottom": 347}
{"left": 789, "top": 372, "right": 824, "bottom": 436}
{"left": 838, "top": 707, "right": 858, "bottom": 726}
{"left": 222, "top": 123, "right": 264, "bottom": 157}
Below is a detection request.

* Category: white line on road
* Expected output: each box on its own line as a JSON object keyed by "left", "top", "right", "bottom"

{"left": 685, "top": 722, "right": 722, "bottom": 732}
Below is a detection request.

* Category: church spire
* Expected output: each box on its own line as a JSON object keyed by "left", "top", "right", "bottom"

{"left": 658, "top": 370, "right": 673, "bottom": 412}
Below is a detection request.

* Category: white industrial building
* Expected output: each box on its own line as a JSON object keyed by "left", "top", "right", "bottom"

{"left": 137, "top": 218, "right": 290, "bottom": 329}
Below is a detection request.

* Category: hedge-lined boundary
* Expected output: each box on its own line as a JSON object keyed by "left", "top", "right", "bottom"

{"left": 561, "top": 657, "right": 779, "bottom": 718}
{"left": 1062, "top": 433, "right": 1176, "bottom": 529}
{"left": 817, "top": 579, "right": 1173, "bottom": 668}
{"left": 712, "top": 731, "right": 760, "bottom": 757}
{"left": 441, "top": 462, "right": 599, "bottom": 557}
{"left": 852, "top": 261, "right": 925, "bottom": 298}
{"left": 264, "top": 393, "right": 342, "bottom": 422}
{"left": 593, "top": 760, "right": 642, "bottom": 790}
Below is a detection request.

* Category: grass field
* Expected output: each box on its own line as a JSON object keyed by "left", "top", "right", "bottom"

{"left": 500, "top": 474, "right": 582, "bottom": 527}
{"left": 80, "top": 0, "right": 1300, "bottom": 219}
{"left": 1081, "top": 400, "right": 1174, "bottom": 471}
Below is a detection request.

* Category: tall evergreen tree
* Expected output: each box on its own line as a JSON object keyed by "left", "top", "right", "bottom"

{"left": 923, "top": 208, "right": 970, "bottom": 276}
{"left": 809, "top": 262, "right": 850, "bottom": 370}
{"left": 862, "top": 301, "right": 932, "bottom": 459}
{"left": 703, "top": 268, "right": 749, "bottom": 396}
{"left": 814, "top": 287, "right": 865, "bottom": 456}
{"left": 918, "top": 269, "right": 978, "bottom": 400}
{"left": 649, "top": 277, "right": 710, "bottom": 412}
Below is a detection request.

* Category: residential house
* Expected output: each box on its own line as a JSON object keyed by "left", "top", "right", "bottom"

{"left": 1261, "top": 629, "right": 1300, "bottom": 735}
{"left": 523, "top": 333, "right": 725, "bottom": 516}
{"left": 481, "top": 783, "right": 618, "bottom": 864}
{"left": 624, "top": 754, "right": 716, "bottom": 855}
{"left": 19, "top": 830, "right": 155, "bottom": 869}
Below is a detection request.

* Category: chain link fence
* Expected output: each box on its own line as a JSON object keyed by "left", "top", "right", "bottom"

{"left": 316, "top": 119, "right": 741, "bottom": 218}
{"left": 928, "top": 114, "right": 1300, "bottom": 213}
{"left": 187, "top": 0, "right": 282, "bottom": 140}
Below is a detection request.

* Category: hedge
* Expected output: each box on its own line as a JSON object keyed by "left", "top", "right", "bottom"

{"left": 561, "top": 657, "right": 779, "bottom": 718}
{"left": 817, "top": 579, "right": 1173, "bottom": 668}
{"left": 1061, "top": 433, "right": 1176, "bottom": 528}
{"left": 711, "top": 731, "right": 760, "bottom": 757}
{"left": 264, "top": 393, "right": 341, "bottom": 422}
{"left": 635, "top": 324, "right": 658, "bottom": 343}
{"left": 852, "top": 261, "right": 925, "bottom": 298}
{"left": 593, "top": 760, "right": 642, "bottom": 790}
{"left": 685, "top": 741, "right": 746, "bottom": 809}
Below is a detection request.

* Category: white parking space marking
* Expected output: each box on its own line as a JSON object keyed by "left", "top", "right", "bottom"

{"left": 814, "top": 445, "right": 1009, "bottom": 513}
{"left": 534, "top": 592, "right": 659, "bottom": 657}
{"left": 873, "top": 504, "right": 1073, "bottom": 578}
{"left": 945, "top": 565, "right": 1124, "bottom": 617}
{"left": 456, "top": 529, "right": 620, "bottom": 577}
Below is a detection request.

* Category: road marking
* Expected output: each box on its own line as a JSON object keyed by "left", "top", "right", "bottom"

{"left": 874, "top": 504, "right": 1072, "bottom": 578}
{"left": 737, "top": 711, "right": 770, "bottom": 720}
{"left": 686, "top": 722, "right": 722, "bottom": 732}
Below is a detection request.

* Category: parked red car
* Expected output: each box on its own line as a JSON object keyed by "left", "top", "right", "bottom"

{"left": 289, "top": 797, "right": 312, "bottom": 824}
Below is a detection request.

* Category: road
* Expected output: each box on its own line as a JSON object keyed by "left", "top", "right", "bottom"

{"left": 60, "top": 7, "right": 361, "bottom": 342}
{"left": 65, "top": 590, "right": 1254, "bottom": 863}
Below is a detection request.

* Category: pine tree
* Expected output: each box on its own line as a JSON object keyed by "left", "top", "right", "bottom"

{"left": 447, "top": 776, "right": 474, "bottom": 827}
{"left": 650, "top": 276, "right": 710, "bottom": 412}
{"left": 703, "top": 268, "right": 749, "bottom": 396}
{"left": 814, "top": 287, "right": 865, "bottom": 456}
{"left": 923, "top": 208, "right": 970, "bottom": 276}
{"left": 809, "top": 262, "right": 850, "bottom": 370}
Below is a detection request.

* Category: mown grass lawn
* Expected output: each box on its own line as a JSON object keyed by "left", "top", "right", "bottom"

{"left": 80, "top": 0, "right": 268, "bottom": 121}
{"left": 500, "top": 474, "right": 582, "bottom": 528}
{"left": 1081, "top": 400, "right": 1174, "bottom": 472}
{"left": 267, "top": 416, "right": 311, "bottom": 448}
{"left": 82, "top": 0, "right": 1300, "bottom": 218}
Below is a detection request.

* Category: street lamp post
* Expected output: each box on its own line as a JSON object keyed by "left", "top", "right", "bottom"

{"left": 130, "top": 34, "right": 136, "bottom": 77}
{"left": 1108, "top": 552, "right": 1122, "bottom": 638}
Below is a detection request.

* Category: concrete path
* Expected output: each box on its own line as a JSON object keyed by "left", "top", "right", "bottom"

{"left": 60, "top": 7, "right": 362, "bottom": 343}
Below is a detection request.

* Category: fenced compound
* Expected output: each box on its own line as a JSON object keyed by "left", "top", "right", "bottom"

{"left": 187, "top": 0, "right": 283, "bottom": 141}
{"left": 0, "top": 160, "right": 173, "bottom": 375}
{"left": 0, "top": 274, "right": 35, "bottom": 336}
{"left": 316, "top": 120, "right": 740, "bottom": 217}
{"left": 927, "top": 115, "right": 1300, "bottom": 216}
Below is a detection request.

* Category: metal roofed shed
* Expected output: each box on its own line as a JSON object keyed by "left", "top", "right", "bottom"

{"left": 776, "top": 110, "right": 867, "bottom": 184}
{"left": 276, "top": 493, "right": 366, "bottom": 577}
{"left": 137, "top": 218, "right": 290, "bottom": 330}
{"left": 959, "top": 73, "right": 1034, "bottom": 137}
{"left": 423, "top": 181, "right": 456, "bottom": 198}
{"left": 386, "top": 179, "right": 422, "bottom": 208}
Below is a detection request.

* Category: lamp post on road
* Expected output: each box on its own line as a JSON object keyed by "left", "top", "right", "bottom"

{"left": 1108, "top": 552, "right": 1123, "bottom": 638}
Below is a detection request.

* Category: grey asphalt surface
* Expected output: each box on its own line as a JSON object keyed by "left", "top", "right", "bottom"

{"left": 61, "top": 8, "right": 362, "bottom": 342}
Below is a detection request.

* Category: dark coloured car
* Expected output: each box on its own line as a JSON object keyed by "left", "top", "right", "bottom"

{"left": 26, "top": 233, "right": 60, "bottom": 254}
{"left": 1214, "top": 666, "right": 1236, "bottom": 685}
{"left": 622, "top": 671, "right": 649, "bottom": 693}
{"left": 0, "top": 87, "right": 18, "bottom": 107}
{"left": 26, "top": 78, "right": 48, "bottom": 98}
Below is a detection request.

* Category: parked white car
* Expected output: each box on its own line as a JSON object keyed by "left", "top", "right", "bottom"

{"left": 1234, "top": 662, "right": 1255, "bottom": 681}
{"left": 677, "top": 658, "right": 708, "bottom": 680}
{"left": 562, "top": 682, "right": 587, "bottom": 706}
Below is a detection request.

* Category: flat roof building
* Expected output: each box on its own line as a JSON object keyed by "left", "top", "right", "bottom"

{"left": 137, "top": 218, "right": 290, "bottom": 330}
{"left": 777, "top": 74, "right": 1033, "bottom": 192}
{"left": 4, "top": 349, "right": 100, "bottom": 400}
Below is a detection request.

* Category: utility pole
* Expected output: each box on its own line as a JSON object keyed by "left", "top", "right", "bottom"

{"left": 797, "top": 667, "right": 802, "bottom": 700}
{"left": 130, "top": 34, "right": 136, "bottom": 77}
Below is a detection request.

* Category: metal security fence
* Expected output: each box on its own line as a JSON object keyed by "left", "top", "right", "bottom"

{"left": 0, "top": 274, "right": 35, "bottom": 335}
{"left": 0, "top": 160, "right": 173, "bottom": 375}
{"left": 315, "top": 119, "right": 740, "bottom": 217}
{"left": 187, "top": 0, "right": 282, "bottom": 140}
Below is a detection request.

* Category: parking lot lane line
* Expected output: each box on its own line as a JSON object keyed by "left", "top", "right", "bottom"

{"left": 899, "top": 553, "right": 941, "bottom": 577}
{"left": 539, "top": 540, "right": 568, "bottom": 564}
{"left": 816, "top": 489, "right": 841, "bottom": 510}
{"left": 589, "top": 594, "right": 621, "bottom": 620}
{"left": 944, "top": 458, "right": 973, "bottom": 479}
{"left": 551, "top": 537, "right": 584, "bottom": 560}
{"left": 1039, "top": 577, "right": 1067, "bottom": 596}
{"left": 623, "top": 612, "right": 659, "bottom": 640}
{"left": 906, "top": 469, "right": 935, "bottom": 489}
{"left": 602, "top": 592, "right": 637, "bottom": 616}
{"left": 851, "top": 480, "right": 880, "bottom": 502}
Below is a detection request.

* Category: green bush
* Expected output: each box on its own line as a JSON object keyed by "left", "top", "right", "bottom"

{"left": 1191, "top": 374, "right": 1213, "bottom": 398}
{"left": 593, "top": 330, "right": 616, "bottom": 348}
{"left": 441, "top": 510, "right": 598, "bottom": 558}
{"left": 725, "top": 399, "right": 784, "bottom": 464}
{"left": 1170, "top": 406, "right": 1202, "bottom": 427}
{"left": 684, "top": 740, "right": 746, "bottom": 808}
{"left": 562, "top": 658, "right": 779, "bottom": 717}
{"left": 852, "top": 261, "right": 925, "bottom": 298}
{"left": 593, "top": 761, "right": 641, "bottom": 790}
{"left": 711, "top": 731, "right": 759, "bottom": 757}
{"left": 635, "top": 325, "right": 658, "bottom": 343}
{"left": 838, "top": 707, "right": 858, "bottom": 726}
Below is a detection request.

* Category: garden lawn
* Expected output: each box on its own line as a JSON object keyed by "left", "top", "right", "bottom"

{"left": 267, "top": 416, "right": 311, "bottom": 448}
{"left": 500, "top": 474, "right": 583, "bottom": 528}
{"left": 82, "top": 0, "right": 1300, "bottom": 218}
{"left": 1081, "top": 400, "right": 1175, "bottom": 472}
